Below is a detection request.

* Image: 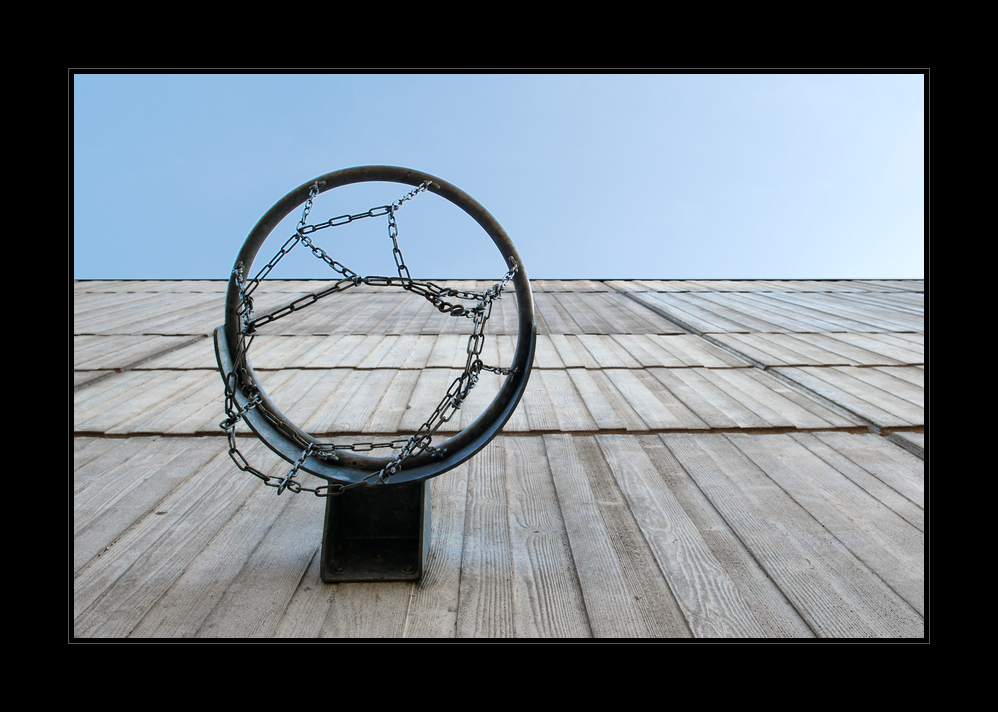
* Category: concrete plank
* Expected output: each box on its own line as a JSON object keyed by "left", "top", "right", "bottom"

{"left": 663, "top": 433, "right": 923, "bottom": 637}
{"left": 597, "top": 434, "right": 768, "bottom": 637}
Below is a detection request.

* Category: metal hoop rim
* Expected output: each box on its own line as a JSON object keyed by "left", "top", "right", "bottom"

{"left": 217, "top": 165, "right": 536, "bottom": 486}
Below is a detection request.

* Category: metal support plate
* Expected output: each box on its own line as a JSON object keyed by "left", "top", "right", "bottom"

{"left": 320, "top": 479, "right": 431, "bottom": 582}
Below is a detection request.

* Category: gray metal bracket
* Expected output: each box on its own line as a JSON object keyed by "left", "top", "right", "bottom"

{"left": 320, "top": 479, "right": 431, "bottom": 582}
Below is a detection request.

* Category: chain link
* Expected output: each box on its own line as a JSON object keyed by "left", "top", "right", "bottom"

{"left": 221, "top": 182, "right": 519, "bottom": 496}
{"left": 241, "top": 181, "right": 482, "bottom": 328}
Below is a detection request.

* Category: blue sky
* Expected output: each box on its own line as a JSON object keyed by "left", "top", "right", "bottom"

{"left": 73, "top": 73, "right": 925, "bottom": 281}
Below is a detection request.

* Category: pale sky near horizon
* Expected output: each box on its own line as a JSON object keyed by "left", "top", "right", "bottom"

{"left": 73, "top": 73, "right": 925, "bottom": 282}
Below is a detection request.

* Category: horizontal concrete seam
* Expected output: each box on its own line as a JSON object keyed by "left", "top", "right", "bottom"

{"left": 74, "top": 425, "right": 872, "bottom": 439}
{"left": 606, "top": 287, "right": 902, "bottom": 437}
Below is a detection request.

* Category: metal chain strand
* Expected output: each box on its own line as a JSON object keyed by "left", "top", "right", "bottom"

{"left": 241, "top": 182, "right": 325, "bottom": 299}
{"left": 248, "top": 181, "right": 484, "bottom": 325}
{"left": 270, "top": 443, "right": 315, "bottom": 495}
{"left": 221, "top": 182, "right": 520, "bottom": 496}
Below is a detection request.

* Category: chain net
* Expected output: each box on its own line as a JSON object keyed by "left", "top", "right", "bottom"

{"left": 220, "top": 181, "right": 518, "bottom": 497}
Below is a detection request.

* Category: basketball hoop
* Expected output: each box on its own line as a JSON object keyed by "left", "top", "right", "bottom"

{"left": 215, "top": 166, "right": 536, "bottom": 497}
